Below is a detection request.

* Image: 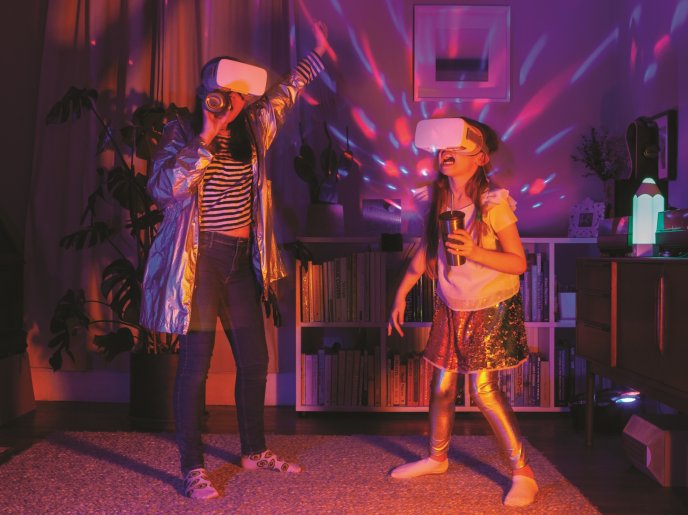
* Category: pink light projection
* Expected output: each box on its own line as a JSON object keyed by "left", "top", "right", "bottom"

{"left": 394, "top": 117, "right": 412, "bottom": 147}
{"left": 351, "top": 107, "right": 377, "bottom": 141}
{"left": 653, "top": 34, "right": 671, "bottom": 58}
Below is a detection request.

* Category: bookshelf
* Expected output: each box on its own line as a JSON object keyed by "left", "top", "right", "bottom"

{"left": 295, "top": 237, "right": 598, "bottom": 413}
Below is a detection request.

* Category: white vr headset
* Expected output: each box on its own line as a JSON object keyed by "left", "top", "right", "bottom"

{"left": 204, "top": 58, "right": 267, "bottom": 96}
{"left": 414, "top": 118, "right": 486, "bottom": 154}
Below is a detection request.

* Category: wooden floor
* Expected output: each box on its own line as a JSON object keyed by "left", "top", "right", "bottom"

{"left": 1, "top": 402, "right": 687, "bottom": 514}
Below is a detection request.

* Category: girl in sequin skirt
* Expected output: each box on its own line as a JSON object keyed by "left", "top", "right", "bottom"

{"left": 387, "top": 117, "right": 538, "bottom": 507}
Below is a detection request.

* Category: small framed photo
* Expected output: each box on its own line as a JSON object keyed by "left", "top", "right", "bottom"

{"left": 568, "top": 197, "right": 605, "bottom": 238}
{"left": 650, "top": 109, "right": 677, "bottom": 180}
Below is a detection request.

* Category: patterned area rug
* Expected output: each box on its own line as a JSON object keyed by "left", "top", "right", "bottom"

{"left": 0, "top": 432, "right": 599, "bottom": 514}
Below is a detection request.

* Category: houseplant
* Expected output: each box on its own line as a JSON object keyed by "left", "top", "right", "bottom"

{"left": 45, "top": 87, "right": 187, "bottom": 428}
{"left": 571, "top": 127, "right": 629, "bottom": 218}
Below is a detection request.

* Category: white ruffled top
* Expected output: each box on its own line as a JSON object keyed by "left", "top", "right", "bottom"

{"left": 436, "top": 187, "right": 521, "bottom": 311}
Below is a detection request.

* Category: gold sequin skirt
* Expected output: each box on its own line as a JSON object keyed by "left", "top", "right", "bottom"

{"left": 424, "top": 293, "right": 528, "bottom": 373}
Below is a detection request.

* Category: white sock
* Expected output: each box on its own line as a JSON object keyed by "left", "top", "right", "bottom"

{"left": 390, "top": 457, "right": 448, "bottom": 479}
{"left": 241, "top": 449, "right": 302, "bottom": 473}
{"left": 504, "top": 474, "right": 538, "bottom": 507}
{"left": 184, "top": 468, "right": 219, "bottom": 500}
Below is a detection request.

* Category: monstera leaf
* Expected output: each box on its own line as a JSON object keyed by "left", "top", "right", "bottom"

{"left": 45, "top": 87, "right": 97, "bottom": 124}
{"left": 59, "top": 222, "right": 115, "bottom": 250}
{"left": 46, "top": 289, "right": 90, "bottom": 371}
{"left": 101, "top": 258, "right": 140, "bottom": 323}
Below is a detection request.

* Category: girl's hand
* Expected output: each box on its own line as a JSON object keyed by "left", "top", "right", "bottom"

{"left": 199, "top": 107, "right": 234, "bottom": 145}
{"left": 387, "top": 296, "right": 406, "bottom": 337}
{"left": 445, "top": 228, "right": 475, "bottom": 261}
{"left": 313, "top": 20, "right": 329, "bottom": 57}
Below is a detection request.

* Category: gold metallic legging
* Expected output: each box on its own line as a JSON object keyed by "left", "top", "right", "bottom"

{"left": 429, "top": 366, "right": 527, "bottom": 470}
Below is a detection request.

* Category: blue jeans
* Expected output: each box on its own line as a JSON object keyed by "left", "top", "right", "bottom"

{"left": 174, "top": 231, "right": 268, "bottom": 473}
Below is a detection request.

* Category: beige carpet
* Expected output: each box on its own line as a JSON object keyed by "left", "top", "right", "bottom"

{"left": 0, "top": 432, "right": 599, "bottom": 514}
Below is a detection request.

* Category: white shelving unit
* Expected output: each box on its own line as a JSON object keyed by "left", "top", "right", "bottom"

{"left": 295, "top": 237, "right": 597, "bottom": 413}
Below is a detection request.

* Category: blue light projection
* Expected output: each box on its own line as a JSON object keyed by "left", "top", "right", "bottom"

{"left": 671, "top": 0, "right": 688, "bottom": 33}
{"left": 570, "top": 28, "right": 620, "bottom": 84}
{"left": 384, "top": 0, "right": 411, "bottom": 48}
{"left": 520, "top": 35, "right": 548, "bottom": 85}
{"left": 535, "top": 127, "right": 574, "bottom": 155}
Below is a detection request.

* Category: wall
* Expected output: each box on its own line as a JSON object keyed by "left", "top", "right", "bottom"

{"left": 16, "top": 0, "right": 688, "bottom": 404}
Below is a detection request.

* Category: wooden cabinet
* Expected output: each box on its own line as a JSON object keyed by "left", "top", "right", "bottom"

{"left": 576, "top": 257, "right": 688, "bottom": 444}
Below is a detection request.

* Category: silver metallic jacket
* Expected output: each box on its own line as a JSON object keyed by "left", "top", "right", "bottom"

{"left": 140, "top": 52, "right": 324, "bottom": 335}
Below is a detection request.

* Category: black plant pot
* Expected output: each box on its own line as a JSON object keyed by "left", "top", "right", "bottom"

{"left": 129, "top": 352, "right": 179, "bottom": 431}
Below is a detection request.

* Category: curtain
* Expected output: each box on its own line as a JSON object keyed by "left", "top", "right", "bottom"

{"left": 25, "top": 0, "right": 293, "bottom": 378}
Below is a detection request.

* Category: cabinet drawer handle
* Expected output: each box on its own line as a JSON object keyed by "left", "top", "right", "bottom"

{"left": 657, "top": 275, "right": 664, "bottom": 354}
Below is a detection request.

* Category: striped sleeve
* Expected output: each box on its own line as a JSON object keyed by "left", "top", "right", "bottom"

{"left": 295, "top": 51, "right": 325, "bottom": 84}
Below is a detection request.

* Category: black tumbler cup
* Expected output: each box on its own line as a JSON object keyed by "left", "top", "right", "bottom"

{"left": 439, "top": 210, "right": 465, "bottom": 266}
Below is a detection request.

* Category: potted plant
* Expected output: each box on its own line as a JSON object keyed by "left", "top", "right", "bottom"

{"left": 45, "top": 87, "right": 187, "bottom": 429}
{"left": 571, "top": 127, "right": 629, "bottom": 218}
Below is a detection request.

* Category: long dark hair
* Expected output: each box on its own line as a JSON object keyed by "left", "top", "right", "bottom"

{"left": 190, "top": 56, "right": 254, "bottom": 162}
{"left": 424, "top": 117, "right": 499, "bottom": 279}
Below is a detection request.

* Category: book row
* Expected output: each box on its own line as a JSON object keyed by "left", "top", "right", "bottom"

{"left": 300, "top": 346, "right": 591, "bottom": 409}
{"left": 299, "top": 252, "right": 387, "bottom": 323}
{"left": 301, "top": 347, "right": 382, "bottom": 407}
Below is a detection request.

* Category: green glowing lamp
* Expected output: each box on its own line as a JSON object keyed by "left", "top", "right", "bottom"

{"left": 631, "top": 177, "right": 664, "bottom": 256}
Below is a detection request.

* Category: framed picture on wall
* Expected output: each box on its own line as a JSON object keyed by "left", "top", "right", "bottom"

{"left": 650, "top": 109, "right": 677, "bottom": 180}
{"left": 413, "top": 5, "right": 511, "bottom": 101}
{"left": 568, "top": 198, "right": 605, "bottom": 238}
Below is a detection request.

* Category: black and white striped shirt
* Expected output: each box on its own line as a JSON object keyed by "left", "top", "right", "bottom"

{"left": 200, "top": 135, "right": 253, "bottom": 232}
{"left": 199, "top": 51, "right": 324, "bottom": 232}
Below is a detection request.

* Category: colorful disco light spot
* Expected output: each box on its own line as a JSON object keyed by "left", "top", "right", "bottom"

{"left": 532, "top": 202, "right": 543, "bottom": 209}
{"left": 653, "top": 34, "right": 671, "bottom": 58}
{"left": 301, "top": 91, "right": 320, "bottom": 106}
{"left": 416, "top": 157, "right": 434, "bottom": 176}
{"left": 644, "top": 62, "right": 658, "bottom": 82}
{"left": 630, "top": 38, "right": 637, "bottom": 71}
{"left": 544, "top": 173, "right": 556, "bottom": 184}
{"left": 386, "top": 184, "right": 398, "bottom": 191}
{"left": 529, "top": 178, "right": 546, "bottom": 195}
{"left": 520, "top": 184, "right": 530, "bottom": 194}
{"left": 504, "top": 64, "right": 577, "bottom": 141}
{"left": 388, "top": 133, "right": 400, "bottom": 149}
{"left": 385, "top": 0, "right": 411, "bottom": 48}
{"left": 329, "top": 0, "right": 344, "bottom": 15}
{"left": 372, "top": 154, "right": 386, "bottom": 167}
{"left": 394, "top": 117, "right": 413, "bottom": 146}
{"left": 520, "top": 35, "right": 548, "bottom": 86}
{"left": 348, "top": 27, "right": 372, "bottom": 73}
{"left": 384, "top": 161, "right": 401, "bottom": 177}
{"left": 363, "top": 176, "right": 371, "bottom": 182}
{"left": 400, "top": 166, "right": 410, "bottom": 175}
{"left": 570, "top": 28, "right": 619, "bottom": 84}
{"left": 535, "top": 127, "right": 574, "bottom": 155}
{"left": 401, "top": 92, "right": 413, "bottom": 117}
{"left": 671, "top": 0, "right": 688, "bottom": 33}
{"left": 478, "top": 104, "right": 491, "bottom": 122}
{"left": 90, "top": 39, "right": 97, "bottom": 46}
{"left": 352, "top": 107, "right": 377, "bottom": 140}
{"left": 629, "top": 5, "right": 641, "bottom": 28}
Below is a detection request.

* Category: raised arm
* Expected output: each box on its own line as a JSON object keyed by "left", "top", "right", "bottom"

{"left": 250, "top": 21, "right": 328, "bottom": 149}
